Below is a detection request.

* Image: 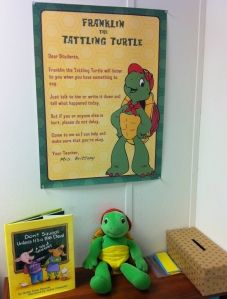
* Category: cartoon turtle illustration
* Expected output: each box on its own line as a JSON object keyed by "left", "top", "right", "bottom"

{"left": 106, "top": 63, "right": 159, "bottom": 177}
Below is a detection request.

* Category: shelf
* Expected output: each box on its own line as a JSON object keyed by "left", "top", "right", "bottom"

{"left": 3, "top": 267, "right": 227, "bottom": 299}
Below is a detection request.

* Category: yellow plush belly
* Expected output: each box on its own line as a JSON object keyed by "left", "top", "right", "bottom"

{"left": 120, "top": 113, "right": 140, "bottom": 142}
{"left": 99, "top": 245, "right": 129, "bottom": 271}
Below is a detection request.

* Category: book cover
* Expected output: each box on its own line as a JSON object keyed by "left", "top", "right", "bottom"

{"left": 145, "top": 255, "right": 168, "bottom": 277}
{"left": 153, "top": 251, "right": 180, "bottom": 275}
{"left": 4, "top": 212, "right": 75, "bottom": 299}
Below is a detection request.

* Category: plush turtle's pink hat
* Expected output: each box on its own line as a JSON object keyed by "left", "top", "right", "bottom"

{"left": 128, "top": 63, "right": 154, "bottom": 91}
{"left": 100, "top": 208, "right": 132, "bottom": 230}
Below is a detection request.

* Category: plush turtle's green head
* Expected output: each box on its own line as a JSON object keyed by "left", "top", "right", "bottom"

{"left": 124, "top": 63, "right": 153, "bottom": 104}
{"left": 101, "top": 210, "right": 130, "bottom": 238}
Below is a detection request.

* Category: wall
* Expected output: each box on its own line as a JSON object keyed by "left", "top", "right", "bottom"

{"left": 196, "top": 0, "right": 227, "bottom": 250}
{"left": 0, "top": 0, "right": 204, "bottom": 292}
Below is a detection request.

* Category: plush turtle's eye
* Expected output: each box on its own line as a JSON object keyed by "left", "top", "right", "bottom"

{"left": 139, "top": 78, "right": 145, "bottom": 87}
{"left": 104, "top": 218, "right": 108, "bottom": 224}
{"left": 121, "top": 218, "right": 126, "bottom": 224}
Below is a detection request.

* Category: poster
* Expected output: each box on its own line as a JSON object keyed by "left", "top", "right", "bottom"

{"left": 33, "top": 3, "right": 166, "bottom": 188}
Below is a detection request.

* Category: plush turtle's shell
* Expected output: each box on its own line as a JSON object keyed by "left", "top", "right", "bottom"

{"left": 120, "top": 95, "right": 155, "bottom": 145}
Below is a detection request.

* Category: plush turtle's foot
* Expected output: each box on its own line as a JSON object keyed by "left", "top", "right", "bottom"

{"left": 90, "top": 261, "right": 112, "bottom": 294}
{"left": 106, "top": 165, "right": 128, "bottom": 176}
{"left": 90, "top": 275, "right": 112, "bottom": 294}
{"left": 120, "top": 263, "right": 151, "bottom": 290}
{"left": 132, "top": 165, "right": 154, "bottom": 177}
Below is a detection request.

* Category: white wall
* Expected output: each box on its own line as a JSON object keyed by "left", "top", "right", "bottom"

{"left": 196, "top": 0, "right": 227, "bottom": 250}
{"left": 0, "top": 0, "right": 204, "bottom": 292}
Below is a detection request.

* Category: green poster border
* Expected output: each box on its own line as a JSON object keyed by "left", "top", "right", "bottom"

{"left": 33, "top": 3, "right": 167, "bottom": 188}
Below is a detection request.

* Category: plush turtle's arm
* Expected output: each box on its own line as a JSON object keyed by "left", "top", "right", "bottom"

{"left": 127, "top": 239, "right": 148, "bottom": 272}
{"left": 127, "top": 239, "right": 144, "bottom": 260}
{"left": 83, "top": 237, "right": 103, "bottom": 270}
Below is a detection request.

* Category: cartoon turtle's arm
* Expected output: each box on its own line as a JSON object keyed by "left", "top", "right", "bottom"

{"left": 127, "top": 239, "right": 148, "bottom": 272}
{"left": 111, "top": 105, "right": 128, "bottom": 137}
{"left": 83, "top": 237, "right": 103, "bottom": 270}
{"left": 136, "top": 108, "right": 152, "bottom": 138}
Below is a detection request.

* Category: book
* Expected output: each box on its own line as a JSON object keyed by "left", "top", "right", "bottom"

{"left": 4, "top": 209, "right": 75, "bottom": 299}
{"left": 10, "top": 208, "right": 65, "bottom": 223}
{"left": 146, "top": 255, "right": 168, "bottom": 277}
{"left": 153, "top": 251, "right": 181, "bottom": 275}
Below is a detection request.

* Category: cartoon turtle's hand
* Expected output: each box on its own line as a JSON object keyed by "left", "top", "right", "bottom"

{"left": 83, "top": 256, "right": 98, "bottom": 270}
{"left": 138, "top": 132, "right": 147, "bottom": 139}
{"left": 137, "top": 127, "right": 148, "bottom": 139}
{"left": 135, "top": 257, "right": 148, "bottom": 272}
{"left": 137, "top": 128, "right": 147, "bottom": 139}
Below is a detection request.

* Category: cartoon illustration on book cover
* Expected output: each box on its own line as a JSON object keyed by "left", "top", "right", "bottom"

{"left": 45, "top": 245, "right": 67, "bottom": 281}
{"left": 11, "top": 224, "right": 72, "bottom": 293}
{"left": 15, "top": 244, "right": 68, "bottom": 287}
{"left": 15, "top": 249, "right": 45, "bottom": 285}
{"left": 106, "top": 63, "right": 160, "bottom": 177}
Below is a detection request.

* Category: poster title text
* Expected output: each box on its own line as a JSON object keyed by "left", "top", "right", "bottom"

{"left": 62, "top": 18, "right": 143, "bottom": 46}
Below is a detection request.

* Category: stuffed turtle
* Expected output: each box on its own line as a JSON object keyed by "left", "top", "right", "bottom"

{"left": 106, "top": 63, "right": 159, "bottom": 177}
{"left": 83, "top": 209, "right": 151, "bottom": 294}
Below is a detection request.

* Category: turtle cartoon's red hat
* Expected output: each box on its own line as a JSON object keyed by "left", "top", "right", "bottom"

{"left": 128, "top": 63, "right": 154, "bottom": 91}
{"left": 100, "top": 208, "right": 132, "bottom": 230}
